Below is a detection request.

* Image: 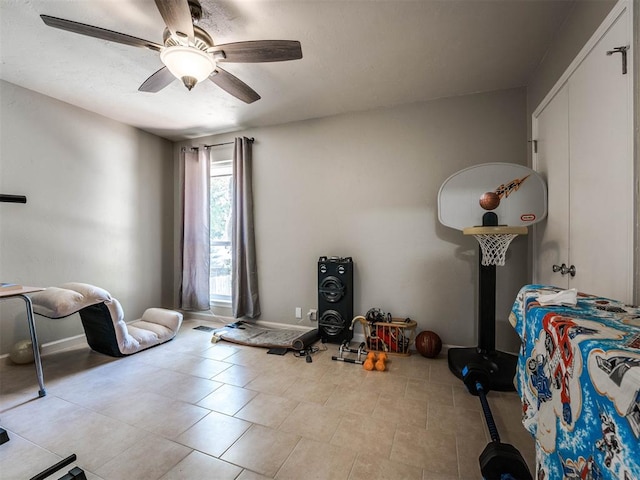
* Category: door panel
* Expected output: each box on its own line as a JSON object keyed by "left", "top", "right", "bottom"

{"left": 533, "top": 84, "right": 570, "bottom": 289}
{"left": 568, "top": 10, "right": 632, "bottom": 301}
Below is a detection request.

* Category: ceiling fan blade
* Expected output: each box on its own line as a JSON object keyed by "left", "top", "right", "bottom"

{"left": 209, "top": 68, "right": 261, "bottom": 104}
{"left": 40, "top": 15, "right": 162, "bottom": 51}
{"left": 138, "top": 67, "right": 175, "bottom": 93}
{"left": 212, "top": 40, "right": 303, "bottom": 63}
{"left": 153, "top": 0, "right": 194, "bottom": 44}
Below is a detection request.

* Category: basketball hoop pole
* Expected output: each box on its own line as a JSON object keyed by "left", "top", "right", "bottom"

{"left": 447, "top": 212, "right": 522, "bottom": 392}
{"left": 478, "top": 212, "right": 498, "bottom": 353}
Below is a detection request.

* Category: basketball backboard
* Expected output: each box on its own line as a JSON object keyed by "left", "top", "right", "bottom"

{"left": 438, "top": 163, "right": 547, "bottom": 231}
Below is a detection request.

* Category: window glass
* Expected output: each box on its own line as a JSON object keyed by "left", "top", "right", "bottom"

{"left": 210, "top": 160, "right": 232, "bottom": 303}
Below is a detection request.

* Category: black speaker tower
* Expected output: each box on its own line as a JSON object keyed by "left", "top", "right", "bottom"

{"left": 317, "top": 256, "right": 354, "bottom": 344}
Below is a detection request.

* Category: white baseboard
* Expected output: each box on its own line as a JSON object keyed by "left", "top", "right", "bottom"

{"left": 0, "top": 334, "right": 88, "bottom": 360}
{"left": 254, "top": 320, "right": 314, "bottom": 332}
{"left": 182, "top": 311, "right": 216, "bottom": 321}
{"left": 41, "top": 334, "right": 88, "bottom": 355}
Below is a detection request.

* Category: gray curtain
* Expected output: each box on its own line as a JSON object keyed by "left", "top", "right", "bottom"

{"left": 180, "top": 148, "right": 211, "bottom": 311}
{"left": 232, "top": 137, "right": 261, "bottom": 318}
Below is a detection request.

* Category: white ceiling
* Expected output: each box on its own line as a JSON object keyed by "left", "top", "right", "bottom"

{"left": 0, "top": 0, "right": 575, "bottom": 141}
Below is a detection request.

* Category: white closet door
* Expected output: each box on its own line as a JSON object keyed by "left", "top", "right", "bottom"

{"left": 533, "top": 84, "right": 570, "bottom": 289}
{"left": 533, "top": 5, "right": 633, "bottom": 302}
{"left": 568, "top": 9, "right": 632, "bottom": 301}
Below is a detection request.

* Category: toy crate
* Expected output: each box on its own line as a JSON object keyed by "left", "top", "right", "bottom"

{"left": 366, "top": 318, "right": 417, "bottom": 356}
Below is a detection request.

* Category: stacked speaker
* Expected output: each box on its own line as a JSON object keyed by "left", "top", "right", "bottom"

{"left": 317, "top": 256, "right": 353, "bottom": 344}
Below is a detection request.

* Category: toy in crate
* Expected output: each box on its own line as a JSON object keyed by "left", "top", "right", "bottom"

{"left": 350, "top": 308, "right": 417, "bottom": 356}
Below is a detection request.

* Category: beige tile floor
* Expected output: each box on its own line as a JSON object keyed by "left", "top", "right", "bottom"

{"left": 0, "top": 319, "right": 535, "bottom": 479}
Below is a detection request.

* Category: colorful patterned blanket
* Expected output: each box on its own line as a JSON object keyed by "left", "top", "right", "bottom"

{"left": 510, "top": 285, "right": 640, "bottom": 480}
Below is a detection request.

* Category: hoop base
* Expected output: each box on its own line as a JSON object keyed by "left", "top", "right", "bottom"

{"left": 447, "top": 347, "right": 517, "bottom": 392}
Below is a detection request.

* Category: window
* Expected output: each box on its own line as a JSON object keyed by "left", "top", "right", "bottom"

{"left": 210, "top": 160, "right": 232, "bottom": 303}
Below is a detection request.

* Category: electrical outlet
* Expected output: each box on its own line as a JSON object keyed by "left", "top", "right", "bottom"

{"left": 295, "top": 307, "right": 302, "bottom": 319}
{"left": 307, "top": 309, "right": 317, "bottom": 321}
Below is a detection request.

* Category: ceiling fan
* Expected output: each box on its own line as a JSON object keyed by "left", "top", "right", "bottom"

{"left": 40, "top": 0, "right": 302, "bottom": 103}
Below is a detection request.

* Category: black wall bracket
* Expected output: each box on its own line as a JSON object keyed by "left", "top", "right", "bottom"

{"left": 0, "top": 194, "right": 27, "bottom": 203}
{"left": 606, "top": 46, "right": 628, "bottom": 74}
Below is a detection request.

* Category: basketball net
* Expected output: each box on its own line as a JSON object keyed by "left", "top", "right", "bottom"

{"left": 463, "top": 226, "right": 528, "bottom": 267}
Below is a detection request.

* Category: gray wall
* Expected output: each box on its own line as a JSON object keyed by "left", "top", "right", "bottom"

{"left": 178, "top": 88, "right": 529, "bottom": 353}
{"left": 527, "top": 0, "right": 617, "bottom": 116}
{"left": 0, "top": 80, "right": 175, "bottom": 354}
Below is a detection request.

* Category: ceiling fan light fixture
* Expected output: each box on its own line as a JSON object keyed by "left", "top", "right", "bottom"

{"left": 160, "top": 45, "right": 215, "bottom": 90}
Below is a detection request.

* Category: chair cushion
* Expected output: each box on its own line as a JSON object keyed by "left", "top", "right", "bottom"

{"left": 86, "top": 299, "right": 183, "bottom": 356}
{"left": 117, "top": 308, "right": 183, "bottom": 356}
{"left": 30, "top": 283, "right": 111, "bottom": 318}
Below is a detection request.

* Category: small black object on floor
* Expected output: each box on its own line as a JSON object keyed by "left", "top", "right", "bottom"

{"left": 448, "top": 348, "right": 517, "bottom": 392}
{"left": 267, "top": 347, "right": 288, "bottom": 355}
{"left": 331, "top": 340, "right": 366, "bottom": 364}
{"left": 29, "top": 453, "right": 88, "bottom": 480}
{"left": 193, "top": 325, "right": 215, "bottom": 332}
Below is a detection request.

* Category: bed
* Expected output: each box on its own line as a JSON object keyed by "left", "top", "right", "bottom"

{"left": 510, "top": 285, "right": 640, "bottom": 479}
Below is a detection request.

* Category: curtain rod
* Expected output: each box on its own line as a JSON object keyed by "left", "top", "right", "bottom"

{"left": 182, "top": 137, "right": 255, "bottom": 152}
{"left": 205, "top": 137, "right": 254, "bottom": 149}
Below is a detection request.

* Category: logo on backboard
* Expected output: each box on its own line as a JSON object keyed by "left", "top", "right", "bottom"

{"left": 494, "top": 175, "right": 531, "bottom": 199}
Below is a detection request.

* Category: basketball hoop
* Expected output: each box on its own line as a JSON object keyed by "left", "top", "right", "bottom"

{"left": 438, "top": 164, "right": 546, "bottom": 392}
{"left": 463, "top": 226, "right": 528, "bottom": 266}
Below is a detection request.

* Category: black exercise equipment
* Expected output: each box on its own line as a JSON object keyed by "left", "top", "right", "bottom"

{"left": 462, "top": 363, "right": 532, "bottom": 480}
{"left": 30, "top": 454, "right": 87, "bottom": 480}
{"left": 448, "top": 212, "right": 519, "bottom": 392}
{"left": 0, "top": 427, "right": 9, "bottom": 444}
{"left": 331, "top": 340, "right": 367, "bottom": 364}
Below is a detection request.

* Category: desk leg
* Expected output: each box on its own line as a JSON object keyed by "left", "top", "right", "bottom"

{"left": 20, "top": 295, "right": 46, "bottom": 397}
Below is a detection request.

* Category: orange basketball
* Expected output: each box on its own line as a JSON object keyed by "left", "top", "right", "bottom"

{"left": 479, "top": 191, "right": 500, "bottom": 210}
{"left": 415, "top": 331, "right": 442, "bottom": 358}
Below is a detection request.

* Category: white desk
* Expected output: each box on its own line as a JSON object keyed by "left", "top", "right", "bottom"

{"left": 0, "top": 286, "right": 46, "bottom": 397}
